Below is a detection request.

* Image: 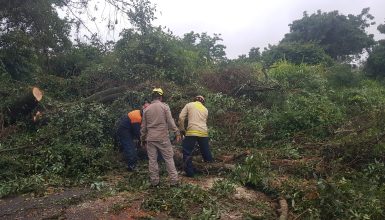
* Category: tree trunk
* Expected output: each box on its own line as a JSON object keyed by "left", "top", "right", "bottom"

{"left": 4, "top": 87, "right": 43, "bottom": 124}
{"left": 173, "top": 148, "right": 236, "bottom": 174}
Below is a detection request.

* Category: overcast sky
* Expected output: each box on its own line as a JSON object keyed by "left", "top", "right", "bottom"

{"left": 90, "top": 0, "right": 385, "bottom": 59}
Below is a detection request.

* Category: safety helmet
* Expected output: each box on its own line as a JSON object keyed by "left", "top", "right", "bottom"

{"left": 152, "top": 88, "right": 164, "bottom": 96}
{"left": 195, "top": 95, "right": 205, "bottom": 103}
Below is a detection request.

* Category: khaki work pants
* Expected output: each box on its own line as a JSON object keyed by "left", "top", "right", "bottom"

{"left": 146, "top": 140, "right": 179, "bottom": 185}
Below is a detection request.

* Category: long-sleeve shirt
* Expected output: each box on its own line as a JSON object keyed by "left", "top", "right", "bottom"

{"left": 178, "top": 101, "right": 208, "bottom": 137}
{"left": 141, "top": 100, "right": 180, "bottom": 141}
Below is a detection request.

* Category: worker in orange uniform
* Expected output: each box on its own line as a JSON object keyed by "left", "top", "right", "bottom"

{"left": 116, "top": 101, "right": 150, "bottom": 171}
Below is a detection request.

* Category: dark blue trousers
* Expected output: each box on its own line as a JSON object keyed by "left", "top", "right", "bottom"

{"left": 116, "top": 126, "right": 137, "bottom": 170}
{"left": 182, "top": 136, "right": 213, "bottom": 177}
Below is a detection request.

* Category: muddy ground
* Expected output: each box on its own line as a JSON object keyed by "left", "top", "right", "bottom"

{"left": 0, "top": 173, "right": 278, "bottom": 220}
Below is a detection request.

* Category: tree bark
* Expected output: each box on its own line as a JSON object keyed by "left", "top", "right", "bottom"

{"left": 173, "top": 148, "right": 236, "bottom": 174}
{"left": 4, "top": 87, "right": 43, "bottom": 124}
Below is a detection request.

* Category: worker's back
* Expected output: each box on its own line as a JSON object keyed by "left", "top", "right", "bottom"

{"left": 142, "top": 100, "right": 177, "bottom": 141}
{"left": 179, "top": 101, "right": 208, "bottom": 137}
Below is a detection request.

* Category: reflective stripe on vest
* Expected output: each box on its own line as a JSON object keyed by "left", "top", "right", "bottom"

{"left": 186, "top": 130, "right": 208, "bottom": 137}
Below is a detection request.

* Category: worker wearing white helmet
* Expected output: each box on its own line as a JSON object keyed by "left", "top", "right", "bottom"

{"left": 178, "top": 95, "right": 213, "bottom": 177}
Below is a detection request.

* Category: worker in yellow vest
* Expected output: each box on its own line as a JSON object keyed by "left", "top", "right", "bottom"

{"left": 116, "top": 101, "right": 150, "bottom": 171}
{"left": 179, "top": 95, "right": 213, "bottom": 177}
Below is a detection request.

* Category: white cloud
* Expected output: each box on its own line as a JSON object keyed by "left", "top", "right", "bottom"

{"left": 74, "top": 0, "right": 385, "bottom": 59}
{"left": 152, "top": 0, "right": 385, "bottom": 58}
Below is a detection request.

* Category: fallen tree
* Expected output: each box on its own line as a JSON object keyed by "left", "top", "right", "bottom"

{"left": 173, "top": 148, "right": 244, "bottom": 174}
{"left": 83, "top": 86, "right": 127, "bottom": 103}
{"left": 3, "top": 87, "right": 43, "bottom": 125}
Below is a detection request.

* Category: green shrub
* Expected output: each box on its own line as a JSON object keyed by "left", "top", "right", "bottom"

{"left": 50, "top": 43, "right": 103, "bottom": 78}
{"left": 36, "top": 74, "right": 82, "bottom": 100}
{"left": 268, "top": 62, "right": 327, "bottom": 93}
{"left": 0, "top": 175, "right": 45, "bottom": 198}
{"left": 201, "top": 63, "right": 259, "bottom": 95}
{"left": 35, "top": 143, "right": 115, "bottom": 179}
{"left": 0, "top": 102, "right": 120, "bottom": 197}
{"left": 262, "top": 42, "right": 334, "bottom": 67}
{"left": 236, "top": 108, "right": 268, "bottom": 147}
{"left": 234, "top": 153, "right": 276, "bottom": 195}
{"left": 142, "top": 184, "right": 218, "bottom": 218}
{"left": 41, "top": 102, "right": 115, "bottom": 147}
{"left": 210, "top": 179, "right": 236, "bottom": 198}
{"left": 205, "top": 93, "right": 243, "bottom": 147}
{"left": 326, "top": 109, "right": 385, "bottom": 166}
{"left": 317, "top": 173, "right": 385, "bottom": 219}
{"left": 333, "top": 80, "right": 385, "bottom": 116}
{"left": 326, "top": 64, "right": 362, "bottom": 88}
{"left": 268, "top": 93, "right": 344, "bottom": 138}
{"left": 0, "top": 156, "right": 25, "bottom": 181}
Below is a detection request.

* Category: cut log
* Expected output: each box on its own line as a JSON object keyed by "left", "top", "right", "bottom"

{"left": 4, "top": 87, "right": 43, "bottom": 124}
{"left": 193, "top": 162, "right": 236, "bottom": 174}
{"left": 173, "top": 148, "right": 236, "bottom": 174}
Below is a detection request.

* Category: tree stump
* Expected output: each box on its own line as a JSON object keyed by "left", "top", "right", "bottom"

{"left": 4, "top": 87, "right": 43, "bottom": 125}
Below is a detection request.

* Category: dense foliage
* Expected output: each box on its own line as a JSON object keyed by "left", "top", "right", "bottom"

{"left": 1, "top": 1, "right": 385, "bottom": 219}
{"left": 261, "top": 42, "right": 334, "bottom": 67}
{"left": 365, "top": 22, "right": 385, "bottom": 77}
{"left": 281, "top": 8, "right": 376, "bottom": 60}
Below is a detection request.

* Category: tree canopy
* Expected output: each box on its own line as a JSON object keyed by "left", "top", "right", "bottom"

{"left": 281, "top": 8, "right": 376, "bottom": 60}
{"left": 365, "top": 21, "right": 385, "bottom": 77}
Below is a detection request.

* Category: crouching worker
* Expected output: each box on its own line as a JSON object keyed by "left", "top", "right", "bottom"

{"left": 116, "top": 101, "right": 150, "bottom": 171}
{"left": 179, "top": 95, "right": 213, "bottom": 177}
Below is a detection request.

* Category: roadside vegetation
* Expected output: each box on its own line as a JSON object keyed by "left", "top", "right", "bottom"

{"left": 1, "top": 0, "right": 385, "bottom": 219}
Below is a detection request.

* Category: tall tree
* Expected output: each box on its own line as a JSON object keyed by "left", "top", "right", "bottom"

{"left": 182, "top": 31, "right": 227, "bottom": 64}
{"left": 115, "top": 27, "right": 203, "bottom": 83}
{"left": 281, "top": 8, "right": 376, "bottom": 60}
{"left": 0, "top": 0, "right": 71, "bottom": 79}
{"left": 0, "top": 0, "right": 71, "bottom": 53}
{"left": 248, "top": 47, "right": 261, "bottom": 62}
{"left": 365, "top": 21, "right": 385, "bottom": 77}
{"left": 0, "top": 0, "right": 157, "bottom": 79}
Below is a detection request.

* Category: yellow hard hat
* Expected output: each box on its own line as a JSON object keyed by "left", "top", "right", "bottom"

{"left": 152, "top": 88, "right": 164, "bottom": 96}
